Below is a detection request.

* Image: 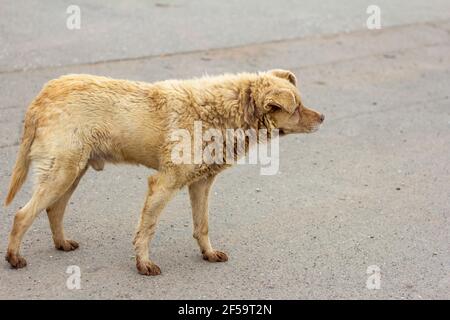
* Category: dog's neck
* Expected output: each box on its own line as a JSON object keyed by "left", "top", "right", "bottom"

{"left": 239, "top": 78, "right": 277, "bottom": 138}
{"left": 189, "top": 74, "right": 276, "bottom": 135}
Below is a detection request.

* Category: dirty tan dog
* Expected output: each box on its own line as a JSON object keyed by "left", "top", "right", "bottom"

{"left": 4, "top": 70, "right": 324, "bottom": 275}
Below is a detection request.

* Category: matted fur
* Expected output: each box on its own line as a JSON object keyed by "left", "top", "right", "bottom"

{"left": 4, "top": 69, "right": 324, "bottom": 275}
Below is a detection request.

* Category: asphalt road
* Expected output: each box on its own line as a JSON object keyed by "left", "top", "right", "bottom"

{"left": 0, "top": 1, "right": 449, "bottom": 299}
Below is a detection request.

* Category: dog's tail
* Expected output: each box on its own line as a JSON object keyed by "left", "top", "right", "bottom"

{"left": 4, "top": 112, "right": 36, "bottom": 206}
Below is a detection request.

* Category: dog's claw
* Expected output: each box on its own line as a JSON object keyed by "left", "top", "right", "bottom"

{"left": 56, "top": 239, "right": 79, "bottom": 251}
{"left": 5, "top": 253, "right": 27, "bottom": 269}
{"left": 136, "top": 259, "right": 161, "bottom": 276}
{"left": 203, "top": 250, "right": 228, "bottom": 262}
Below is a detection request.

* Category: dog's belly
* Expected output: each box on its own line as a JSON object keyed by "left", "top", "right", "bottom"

{"left": 120, "top": 143, "right": 161, "bottom": 169}
{"left": 78, "top": 104, "right": 165, "bottom": 170}
{"left": 88, "top": 133, "right": 162, "bottom": 170}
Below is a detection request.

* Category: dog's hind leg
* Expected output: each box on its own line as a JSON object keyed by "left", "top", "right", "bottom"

{"left": 133, "top": 172, "right": 180, "bottom": 276}
{"left": 46, "top": 166, "right": 87, "bottom": 251}
{"left": 5, "top": 154, "right": 87, "bottom": 269}
{"left": 189, "top": 175, "right": 228, "bottom": 262}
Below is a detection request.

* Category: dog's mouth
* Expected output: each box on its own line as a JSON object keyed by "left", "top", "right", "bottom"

{"left": 309, "top": 123, "right": 321, "bottom": 133}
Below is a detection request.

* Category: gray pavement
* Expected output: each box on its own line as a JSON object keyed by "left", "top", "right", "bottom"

{"left": 0, "top": 1, "right": 449, "bottom": 299}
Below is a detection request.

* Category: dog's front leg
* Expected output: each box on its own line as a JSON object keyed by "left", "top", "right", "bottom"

{"left": 133, "top": 173, "right": 178, "bottom": 276}
{"left": 188, "top": 175, "right": 228, "bottom": 262}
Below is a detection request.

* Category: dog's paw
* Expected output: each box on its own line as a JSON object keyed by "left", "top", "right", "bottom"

{"left": 202, "top": 250, "right": 228, "bottom": 262}
{"left": 136, "top": 259, "right": 161, "bottom": 276}
{"left": 56, "top": 239, "right": 79, "bottom": 251}
{"left": 5, "top": 252, "right": 27, "bottom": 269}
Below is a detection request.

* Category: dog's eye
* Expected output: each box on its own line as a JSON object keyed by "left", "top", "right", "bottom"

{"left": 268, "top": 104, "right": 282, "bottom": 112}
{"left": 291, "top": 107, "right": 300, "bottom": 119}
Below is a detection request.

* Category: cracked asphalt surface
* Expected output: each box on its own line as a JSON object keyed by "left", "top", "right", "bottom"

{"left": 0, "top": 1, "right": 449, "bottom": 299}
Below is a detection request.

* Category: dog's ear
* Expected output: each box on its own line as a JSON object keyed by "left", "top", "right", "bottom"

{"left": 264, "top": 88, "right": 297, "bottom": 114}
{"left": 242, "top": 87, "right": 259, "bottom": 127}
{"left": 268, "top": 69, "right": 297, "bottom": 86}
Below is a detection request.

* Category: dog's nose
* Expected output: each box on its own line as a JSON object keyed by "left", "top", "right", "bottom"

{"left": 319, "top": 114, "right": 325, "bottom": 123}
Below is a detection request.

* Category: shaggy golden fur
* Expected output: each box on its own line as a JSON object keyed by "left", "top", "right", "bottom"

{"left": 4, "top": 69, "right": 324, "bottom": 275}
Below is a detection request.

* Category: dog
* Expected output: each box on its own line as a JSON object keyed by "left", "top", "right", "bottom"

{"left": 4, "top": 69, "right": 324, "bottom": 275}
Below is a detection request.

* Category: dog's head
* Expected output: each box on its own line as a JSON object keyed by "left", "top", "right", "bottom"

{"left": 244, "top": 69, "right": 324, "bottom": 135}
